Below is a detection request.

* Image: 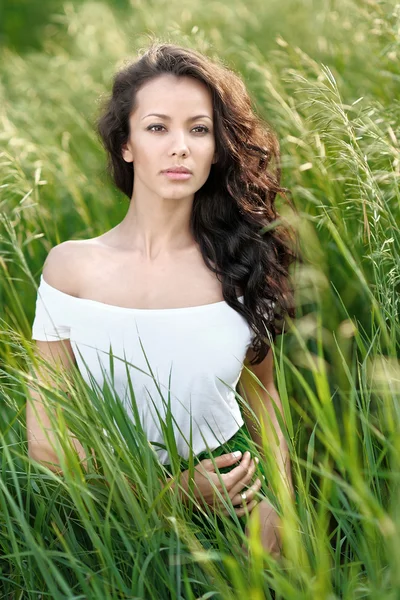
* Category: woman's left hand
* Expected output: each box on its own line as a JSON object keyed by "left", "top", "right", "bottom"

{"left": 242, "top": 499, "right": 282, "bottom": 559}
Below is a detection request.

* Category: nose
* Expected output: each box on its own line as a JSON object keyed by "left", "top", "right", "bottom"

{"left": 169, "top": 131, "right": 190, "bottom": 158}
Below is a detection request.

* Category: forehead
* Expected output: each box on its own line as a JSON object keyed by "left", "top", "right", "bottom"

{"left": 133, "top": 74, "right": 213, "bottom": 117}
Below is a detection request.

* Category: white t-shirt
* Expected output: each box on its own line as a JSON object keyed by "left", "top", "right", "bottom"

{"left": 31, "top": 274, "right": 256, "bottom": 465}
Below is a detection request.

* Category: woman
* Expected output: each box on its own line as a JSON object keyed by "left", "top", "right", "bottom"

{"left": 28, "top": 42, "right": 298, "bottom": 558}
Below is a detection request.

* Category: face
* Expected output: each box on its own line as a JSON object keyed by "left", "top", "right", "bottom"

{"left": 121, "top": 74, "right": 217, "bottom": 200}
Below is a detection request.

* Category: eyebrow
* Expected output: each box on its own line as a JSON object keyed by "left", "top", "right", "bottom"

{"left": 141, "top": 113, "right": 213, "bottom": 121}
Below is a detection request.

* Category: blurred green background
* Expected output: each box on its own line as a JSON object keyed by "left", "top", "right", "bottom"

{"left": 1, "top": 0, "right": 400, "bottom": 598}
{"left": 1, "top": 0, "right": 131, "bottom": 52}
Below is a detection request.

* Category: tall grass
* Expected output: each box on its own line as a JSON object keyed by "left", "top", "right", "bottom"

{"left": 1, "top": 0, "right": 399, "bottom": 597}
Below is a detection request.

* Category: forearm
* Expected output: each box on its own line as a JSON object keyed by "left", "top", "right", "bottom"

{"left": 29, "top": 447, "right": 65, "bottom": 475}
{"left": 27, "top": 383, "right": 93, "bottom": 476}
{"left": 158, "top": 473, "right": 181, "bottom": 496}
{"left": 243, "top": 385, "right": 294, "bottom": 498}
{"left": 30, "top": 444, "right": 174, "bottom": 496}
{"left": 28, "top": 436, "right": 93, "bottom": 476}
{"left": 158, "top": 471, "right": 194, "bottom": 508}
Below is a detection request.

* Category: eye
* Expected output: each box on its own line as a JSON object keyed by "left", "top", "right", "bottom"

{"left": 146, "top": 124, "right": 210, "bottom": 134}
{"left": 147, "top": 124, "right": 165, "bottom": 132}
{"left": 192, "top": 125, "right": 210, "bottom": 134}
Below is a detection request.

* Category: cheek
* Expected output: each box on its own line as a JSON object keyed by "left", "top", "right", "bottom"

{"left": 133, "top": 141, "right": 159, "bottom": 167}
{"left": 197, "top": 140, "right": 215, "bottom": 162}
{"left": 207, "top": 138, "right": 216, "bottom": 158}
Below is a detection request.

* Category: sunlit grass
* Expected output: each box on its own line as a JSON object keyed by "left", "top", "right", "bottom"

{"left": 1, "top": 0, "right": 399, "bottom": 597}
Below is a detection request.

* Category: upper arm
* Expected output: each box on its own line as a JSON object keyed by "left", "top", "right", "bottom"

{"left": 237, "top": 345, "right": 275, "bottom": 410}
{"left": 31, "top": 241, "right": 81, "bottom": 343}
{"left": 42, "top": 240, "right": 81, "bottom": 295}
{"left": 33, "top": 238, "right": 80, "bottom": 371}
{"left": 27, "top": 340, "right": 78, "bottom": 459}
{"left": 27, "top": 241, "right": 79, "bottom": 455}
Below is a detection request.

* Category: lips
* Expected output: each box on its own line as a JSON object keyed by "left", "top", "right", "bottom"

{"left": 163, "top": 166, "right": 192, "bottom": 174}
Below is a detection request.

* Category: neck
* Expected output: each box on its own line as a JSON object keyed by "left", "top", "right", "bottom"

{"left": 107, "top": 193, "right": 196, "bottom": 261}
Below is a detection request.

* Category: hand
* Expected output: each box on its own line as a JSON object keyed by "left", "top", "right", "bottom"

{"left": 242, "top": 500, "right": 283, "bottom": 559}
{"left": 175, "top": 451, "right": 262, "bottom": 516}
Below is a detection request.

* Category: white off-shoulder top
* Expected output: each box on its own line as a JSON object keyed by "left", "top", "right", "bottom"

{"left": 31, "top": 274, "right": 256, "bottom": 465}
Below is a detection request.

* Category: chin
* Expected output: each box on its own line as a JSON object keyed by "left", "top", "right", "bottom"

{"left": 160, "top": 187, "right": 196, "bottom": 199}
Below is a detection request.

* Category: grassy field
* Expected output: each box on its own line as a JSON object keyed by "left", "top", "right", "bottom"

{"left": 1, "top": 0, "right": 399, "bottom": 598}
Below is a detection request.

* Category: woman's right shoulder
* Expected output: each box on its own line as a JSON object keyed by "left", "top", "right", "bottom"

{"left": 42, "top": 240, "right": 88, "bottom": 297}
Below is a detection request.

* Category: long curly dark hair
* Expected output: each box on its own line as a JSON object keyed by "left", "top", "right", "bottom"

{"left": 96, "top": 42, "right": 300, "bottom": 365}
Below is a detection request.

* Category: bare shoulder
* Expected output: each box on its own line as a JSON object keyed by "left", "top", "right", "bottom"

{"left": 42, "top": 239, "right": 92, "bottom": 297}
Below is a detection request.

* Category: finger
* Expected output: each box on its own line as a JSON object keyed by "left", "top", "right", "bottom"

{"left": 219, "top": 461, "right": 262, "bottom": 506}
{"left": 225, "top": 455, "right": 258, "bottom": 498}
{"left": 201, "top": 451, "right": 243, "bottom": 473}
{"left": 233, "top": 478, "right": 262, "bottom": 508}
{"left": 234, "top": 498, "right": 260, "bottom": 516}
{"left": 205, "top": 451, "right": 251, "bottom": 491}
{"left": 220, "top": 497, "right": 260, "bottom": 517}
{"left": 231, "top": 478, "right": 262, "bottom": 507}
{"left": 222, "top": 451, "right": 254, "bottom": 489}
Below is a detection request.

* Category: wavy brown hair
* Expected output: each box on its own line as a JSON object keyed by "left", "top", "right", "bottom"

{"left": 96, "top": 42, "right": 300, "bottom": 365}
